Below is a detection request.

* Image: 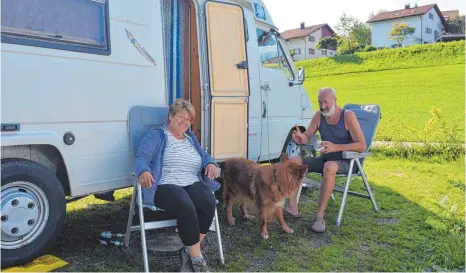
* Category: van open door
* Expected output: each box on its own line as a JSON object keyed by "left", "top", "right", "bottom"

{"left": 205, "top": 1, "right": 249, "bottom": 160}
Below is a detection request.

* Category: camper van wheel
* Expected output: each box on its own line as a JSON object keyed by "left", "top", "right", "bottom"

{"left": 1, "top": 159, "right": 66, "bottom": 269}
{"left": 282, "top": 130, "right": 302, "bottom": 158}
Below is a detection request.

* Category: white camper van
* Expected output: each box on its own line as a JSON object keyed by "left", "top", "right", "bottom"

{"left": 1, "top": 0, "right": 314, "bottom": 267}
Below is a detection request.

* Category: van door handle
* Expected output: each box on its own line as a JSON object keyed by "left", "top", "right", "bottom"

{"left": 236, "top": 61, "right": 248, "bottom": 69}
{"left": 261, "top": 81, "right": 270, "bottom": 92}
{"left": 262, "top": 102, "right": 267, "bottom": 118}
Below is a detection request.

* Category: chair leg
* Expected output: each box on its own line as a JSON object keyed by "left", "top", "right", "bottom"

{"left": 136, "top": 183, "right": 149, "bottom": 273}
{"left": 213, "top": 207, "right": 225, "bottom": 265}
{"left": 330, "top": 193, "right": 335, "bottom": 201}
{"left": 355, "top": 159, "right": 379, "bottom": 212}
{"left": 336, "top": 159, "right": 354, "bottom": 227}
{"left": 124, "top": 183, "right": 137, "bottom": 247}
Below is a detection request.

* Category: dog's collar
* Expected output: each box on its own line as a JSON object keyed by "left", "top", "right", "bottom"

{"left": 272, "top": 167, "right": 282, "bottom": 193}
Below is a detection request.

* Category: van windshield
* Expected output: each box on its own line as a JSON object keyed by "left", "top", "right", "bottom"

{"left": 256, "top": 29, "right": 295, "bottom": 81}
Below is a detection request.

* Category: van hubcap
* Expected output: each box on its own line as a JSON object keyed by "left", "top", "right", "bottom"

{"left": 1, "top": 182, "right": 49, "bottom": 249}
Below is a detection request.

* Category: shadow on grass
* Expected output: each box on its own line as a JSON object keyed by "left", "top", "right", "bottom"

{"left": 50, "top": 178, "right": 465, "bottom": 272}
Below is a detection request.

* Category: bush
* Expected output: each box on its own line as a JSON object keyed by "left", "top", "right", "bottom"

{"left": 364, "top": 45, "right": 377, "bottom": 52}
{"left": 371, "top": 107, "right": 465, "bottom": 162}
{"left": 372, "top": 143, "right": 464, "bottom": 162}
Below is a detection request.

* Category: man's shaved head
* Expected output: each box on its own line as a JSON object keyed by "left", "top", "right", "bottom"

{"left": 318, "top": 88, "right": 337, "bottom": 117}
{"left": 318, "top": 87, "right": 336, "bottom": 99}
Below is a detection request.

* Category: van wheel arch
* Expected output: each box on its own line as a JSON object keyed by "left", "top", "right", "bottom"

{"left": 2, "top": 144, "right": 70, "bottom": 195}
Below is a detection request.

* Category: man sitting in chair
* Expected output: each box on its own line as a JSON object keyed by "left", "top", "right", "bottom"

{"left": 135, "top": 99, "right": 218, "bottom": 272}
{"left": 285, "top": 87, "right": 366, "bottom": 233}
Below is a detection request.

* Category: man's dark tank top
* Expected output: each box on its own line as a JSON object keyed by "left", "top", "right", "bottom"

{"left": 319, "top": 109, "right": 353, "bottom": 161}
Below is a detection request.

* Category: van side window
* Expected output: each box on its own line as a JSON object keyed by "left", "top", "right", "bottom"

{"left": 1, "top": 0, "right": 110, "bottom": 55}
{"left": 256, "top": 29, "right": 294, "bottom": 80}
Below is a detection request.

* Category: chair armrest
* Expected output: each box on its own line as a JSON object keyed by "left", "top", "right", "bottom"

{"left": 202, "top": 175, "right": 221, "bottom": 192}
{"left": 342, "top": 151, "right": 371, "bottom": 159}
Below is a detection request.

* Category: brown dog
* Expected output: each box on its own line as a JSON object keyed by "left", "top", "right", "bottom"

{"left": 222, "top": 153, "right": 308, "bottom": 239}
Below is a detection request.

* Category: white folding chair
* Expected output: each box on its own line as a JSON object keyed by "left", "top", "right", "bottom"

{"left": 123, "top": 106, "right": 224, "bottom": 272}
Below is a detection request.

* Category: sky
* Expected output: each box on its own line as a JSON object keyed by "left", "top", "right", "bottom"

{"left": 262, "top": 0, "right": 465, "bottom": 32}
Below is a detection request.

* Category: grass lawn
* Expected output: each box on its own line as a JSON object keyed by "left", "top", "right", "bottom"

{"left": 50, "top": 157, "right": 465, "bottom": 272}
{"left": 304, "top": 64, "right": 465, "bottom": 143}
{"left": 297, "top": 41, "right": 464, "bottom": 77}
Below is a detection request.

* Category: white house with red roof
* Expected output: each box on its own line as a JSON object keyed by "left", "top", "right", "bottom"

{"left": 281, "top": 22, "right": 336, "bottom": 61}
{"left": 367, "top": 3, "right": 446, "bottom": 48}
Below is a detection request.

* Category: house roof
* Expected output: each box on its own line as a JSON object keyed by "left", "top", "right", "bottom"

{"left": 367, "top": 4, "right": 446, "bottom": 26}
{"left": 281, "top": 23, "right": 334, "bottom": 40}
{"left": 441, "top": 10, "right": 460, "bottom": 19}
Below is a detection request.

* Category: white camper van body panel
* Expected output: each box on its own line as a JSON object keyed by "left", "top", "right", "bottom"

{"left": 1, "top": 1, "right": 166, "bottom": 196}
{"left": 1, "top": 0, "right": 314, "bottom": 198}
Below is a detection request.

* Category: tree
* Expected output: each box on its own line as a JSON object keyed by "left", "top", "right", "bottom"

{"left": 316, "top": 36, "right": 338, "bottom": 55}
{"left": 389, "top": 23, "right": 415, "bottom": 47}
{"left": 446, "top": 15, "right": 465, "bottom": 34}
{"left": 335, "top": 12, "right": 359, "bottom": 53}
{"left": 350, "top": 22, "right": 372, "bottom": 48}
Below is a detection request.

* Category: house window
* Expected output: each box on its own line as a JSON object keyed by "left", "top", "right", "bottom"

{"left": 435, "top": 30, "right": 439, "bottom": 40}
{"left": 429, "top": 13, "right": 434, "bottom": 20}
{"left": 309, "top": 35, "right": 315, "bottom": 42}
{"left": 425, "top": 27, "right": 433, "bottom": 34}
{"left": 309, "top": 48, "right": 315, "bottom": 55}
{"left": 1, "top": 0, "right": 110, "bottom": 55}
{"left": 294, "top": 48, "right": 301, "bottom": 54}
{"left": 329, "top": 51, "right": 333, "bottom": 55}
{"left": 257, "top": 29, "right": 294, "bottom": 81}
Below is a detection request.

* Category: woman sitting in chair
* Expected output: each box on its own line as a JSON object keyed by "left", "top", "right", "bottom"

{"left": 135, "top": 98, "right": 218, "bottom": 272}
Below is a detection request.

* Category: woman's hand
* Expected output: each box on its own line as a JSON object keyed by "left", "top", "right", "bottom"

{"left": 138, "top": 171, "right": 154, "bottom": 188}
{"left": 205, "top": 164, "right": 219, "bottom": 179}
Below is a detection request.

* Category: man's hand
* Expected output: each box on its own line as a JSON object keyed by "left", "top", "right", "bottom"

{"left": 205, "top": 164, "right": 219, "bottom": 179}
{"left": 138, "top": 171, "right": 154, "bottom": 188}
{"left": 321, "top": 141, "right": 338, "bottom": 154}
{"left": 292, "top": 125, "right": 309, "bottom": 144}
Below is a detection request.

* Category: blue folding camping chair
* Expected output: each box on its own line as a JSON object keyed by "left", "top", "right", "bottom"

{"left": 298, "top": 104, "right": 381, "bottom": 226}
{"left": 123, "top": 106, "right": 224, "bottom": 272}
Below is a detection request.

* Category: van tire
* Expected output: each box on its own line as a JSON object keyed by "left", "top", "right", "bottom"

{"left": 1, "top": 159, "right": 66, "bottom": 269}
{"left": 282, "top": 128, "right": 303, "bottom": 158}
{"left": 282, "top": 128, "right": 318, "bottom": 158}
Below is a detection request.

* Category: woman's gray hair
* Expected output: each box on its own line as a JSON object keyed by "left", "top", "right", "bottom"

{"left": 169, "top": 98, "right": 196, "bottom": 120}
{"left": 318, "top": 87, "right": 336, "bottom": 98}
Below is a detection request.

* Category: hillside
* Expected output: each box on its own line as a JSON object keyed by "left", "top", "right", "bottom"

{"left": 300, "top": 41, "right": 465, "bottom": 143}
{"left": 297, "top": 41, "right": 465, "bottom": 77}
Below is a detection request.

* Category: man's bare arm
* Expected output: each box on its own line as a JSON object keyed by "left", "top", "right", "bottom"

{"left": 303, "top": 111, "right": 320, "bottom": 141}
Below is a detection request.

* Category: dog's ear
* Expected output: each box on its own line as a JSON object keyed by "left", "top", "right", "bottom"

{"left": 279, "top": 153, "right": 289, "bottom": 162}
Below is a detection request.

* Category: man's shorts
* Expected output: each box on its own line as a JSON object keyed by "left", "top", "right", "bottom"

{"left": 301, "top": 156, "right": 358, "bottom": 174}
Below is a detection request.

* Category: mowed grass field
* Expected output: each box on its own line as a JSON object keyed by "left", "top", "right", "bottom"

{"left": 304, "top": 64, "right": 465, "bottom": 143}
{"left": 50, "top": 157, "right": 465, "bottom": 272}
{"left": 299, "top": 41, "right": 465, "bottom": 143}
